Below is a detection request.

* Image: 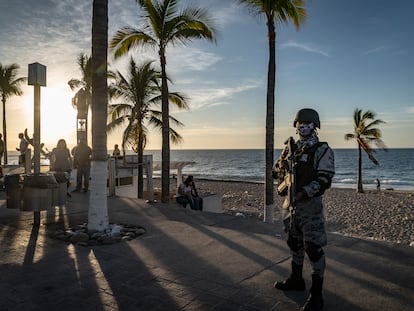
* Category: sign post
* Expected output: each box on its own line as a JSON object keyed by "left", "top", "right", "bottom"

{"left": 28, "top": 63, "right": 46, "bottom": 175}
{"left": 28, "top": 63, "right": 46, "bottom": 225}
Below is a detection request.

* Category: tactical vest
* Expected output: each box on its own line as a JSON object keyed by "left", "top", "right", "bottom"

{"left": 295, "top": 142, "right": 328, "bottom": 195}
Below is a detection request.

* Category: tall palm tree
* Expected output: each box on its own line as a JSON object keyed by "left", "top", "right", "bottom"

{"left": 107, "top": 57, "right": 188, "bottom": 198}
{"left": 0, "top": 63, "right": 26, "bottom": 164}
{"left": 237, "top": 0, "right": 306, "bottom": 223}
{"left": 68, "top": 53, "right": 92, "bottom": 144}
{"left": 110, "top": 0, "right": 216, "bottom": 203}
{"left": 345, "top": 108, "right": 386, "bottom": 193}
{"left": 88, "top": 0, "right": 109, "bottom": 232}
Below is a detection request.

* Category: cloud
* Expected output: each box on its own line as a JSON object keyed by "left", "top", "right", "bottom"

{"left": 109, "top": 1, "right": 141, "bottom": 31}
{"left": 168, "top": 46, "right": 222, "bottom": 72}
{"left": 173, "top": 79, "right": 263, "bottom": 111}
{"left": 0, "top": 0, "right": 92, "bottom": 73}
{"left": 363, "top": 45, "right": 386, "bottom": 55}
{"left": 406, "top": 106, "right": 414, "bottom": 113}
{"left": 280, "top": 40, "right": 331, "bottom": 57}
{"left": 209, "top": 2, "right": 246, "bottom": 27}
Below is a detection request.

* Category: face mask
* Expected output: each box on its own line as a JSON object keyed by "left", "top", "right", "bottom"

{"left": 297, "top": 122, "right": 314, "bottom": 137}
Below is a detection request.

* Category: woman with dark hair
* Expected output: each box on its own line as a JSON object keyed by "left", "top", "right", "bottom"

{"left": 176, "top": 175, "right": 203, "bottom": 210}
{"left": 50, "top": 139, "right": 72, "bottom": 197}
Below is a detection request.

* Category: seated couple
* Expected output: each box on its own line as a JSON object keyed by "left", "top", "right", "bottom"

{"left": 176, "top": 175, "right": 203, "bottom": 211}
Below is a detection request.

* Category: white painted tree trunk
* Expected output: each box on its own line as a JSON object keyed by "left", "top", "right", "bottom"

{"left": 88, "top": 160, "right": 109, "bottom": 232}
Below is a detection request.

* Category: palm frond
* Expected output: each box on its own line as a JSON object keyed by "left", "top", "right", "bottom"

{"left": 357, "top": 134, "right": 379, "bottom": 165}
{"left": 237, "top": 0, "right": 306, "bottom": 29}
{"left": 67, "top": 79, "right": 84, "bottom": 91}
{"left": 107, "top": 117, "right": 127, "bottom": 133}
{"left": 110, "top": 27, "right": 157, "bottom": 59}
{"left": 168, "top": 115, "right": 185, "bottom": 127}
{"left": 169, "top": 127, "right": 183, "bottom": 145}
{"left": 0, "top": 63, "right": 26, "bottom": 97}
{"left": 365, "top": 119, "right": 386, "bottom": 129}
{"left": 168, "top": 91, "right": 189, "bottom": 109}
{"left": 361, "top": 110, "right": 376, "bottom": 121}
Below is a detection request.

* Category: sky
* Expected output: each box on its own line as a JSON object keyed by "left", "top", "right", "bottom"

{"left": 0, "top": 0, "right": 413, "bottom": 151}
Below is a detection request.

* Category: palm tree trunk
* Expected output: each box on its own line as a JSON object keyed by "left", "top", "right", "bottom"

{"left": 264, "top": 19, "right": 276, "bottom": 223}
{"left": 138, "top": 147, "right": 144, "bottom": 198}
{"left": 159, "top": 48, "right": 170, "bottom": 203}
{"left": 2, "top": 97, "right": 7, "bottom": 164}
{"left": 138, "top": 116, "right": 144, "bottom": 198}
{"left": 357, "top": 144, "right": 363, "bottom": 193}
{"left": 88, "top": 0, "right": 109, "bottom": 232}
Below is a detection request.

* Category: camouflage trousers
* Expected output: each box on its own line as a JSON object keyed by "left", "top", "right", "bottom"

{"left": 282, "top": 196, "right": 327, "bottom": 276}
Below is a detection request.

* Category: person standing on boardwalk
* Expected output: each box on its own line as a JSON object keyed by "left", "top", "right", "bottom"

{"left": 16, "top": 132, "right": 29, "bottom": 165}
{"left": 112, "top": 144, "right": 121, "bottom": 158}
{"left": 50, "top": 139, "right": 72, "bottom": 197}
{"left": 273, "top": 108, "right": 335, "bottom": 311}
{"left": 71, "top": 141, "right": 92, "bottom": 193}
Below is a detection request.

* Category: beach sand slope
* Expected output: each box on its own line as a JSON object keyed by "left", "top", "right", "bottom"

{"left": 193, "top": 180, "right": 414, "bottom": 246}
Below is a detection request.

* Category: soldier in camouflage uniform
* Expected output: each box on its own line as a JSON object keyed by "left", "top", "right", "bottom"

{"left": 273, "top": 108, "right": 335, "bottom": 311}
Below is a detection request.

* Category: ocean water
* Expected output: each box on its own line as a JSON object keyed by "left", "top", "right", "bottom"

{"left": 5, "top": 149, "right": 414, "bottom": 191}
{"left": 144, "top": 148, "right": 414, "bottom": 191}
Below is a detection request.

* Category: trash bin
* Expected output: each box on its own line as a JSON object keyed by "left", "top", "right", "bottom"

{"left": 53, "top": 171, "right": 69, "bottom": 206}
{"left": 4, "top": 174, "right": 22, "bottom": 209}
{"left": 21, "top": 174, "right": 59, "bottom": 211}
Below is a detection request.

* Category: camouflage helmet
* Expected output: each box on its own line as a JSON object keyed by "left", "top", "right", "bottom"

{"left": 293, "top": 108, "right": 320, "bottom": 128}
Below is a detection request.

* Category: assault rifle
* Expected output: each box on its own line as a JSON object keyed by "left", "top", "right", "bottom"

{"left": 276, "top": 137, "right": 298, "bottom": 209}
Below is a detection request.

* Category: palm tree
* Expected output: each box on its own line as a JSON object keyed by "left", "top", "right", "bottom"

{"left": 0, "top": 63, "right": 26, "bottom": 164}
{"left": 88, "top": 0, "right": 109, "bottom": 232}
{"left": 237, "top": 0, "right": 306, "bottom": 223}
{"left": 68, "top": 53, "right": 92, "bottom": 144}
{"left": 345, "top": 108, "right": 387, "bottom": 193}
{"left": 107, "top": 57, "right": 188, "bottom": 198}
{"left": 68, "top": 53, "right": 92, "bottom": 101}
{"left": 110, "top": 0, "right": 216, "bottom": 203}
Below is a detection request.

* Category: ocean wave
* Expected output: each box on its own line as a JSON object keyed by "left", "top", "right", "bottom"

{"left": 337, "top": 178, "right": 355, "bottom": 184}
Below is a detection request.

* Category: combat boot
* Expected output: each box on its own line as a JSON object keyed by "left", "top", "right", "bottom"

{"left": 301, "top": 274, "right": 324, "bottom": 311}
{"left": 274, "top": 261, "right": 305, "bottom": 291}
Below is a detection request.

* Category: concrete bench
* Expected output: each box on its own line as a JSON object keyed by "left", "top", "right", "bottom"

{"left": 201, "top": 193, "right": 223, "bottom": 213}
{"left": 172, "top": 193, "right": 223, "bottom": 213}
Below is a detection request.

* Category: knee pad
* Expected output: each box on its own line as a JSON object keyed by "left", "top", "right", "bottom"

{"left": 305, "top": 241, "right": 324, "bottom": 262}
{"left": 287, "top": 236, "right": 304, "bottom": 252}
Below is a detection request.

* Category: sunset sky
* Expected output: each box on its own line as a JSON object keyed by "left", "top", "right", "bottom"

{"left": 1, "top": 0, "right": 413, "bottom": 151}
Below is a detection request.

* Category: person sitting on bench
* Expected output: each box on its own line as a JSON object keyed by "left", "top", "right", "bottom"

{"left": 176, "top": 175, "right": 203, "bottom": 210}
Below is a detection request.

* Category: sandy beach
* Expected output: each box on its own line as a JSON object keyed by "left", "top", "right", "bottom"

{"left": 191, "top": 179, "right": 414, "bottom": 246}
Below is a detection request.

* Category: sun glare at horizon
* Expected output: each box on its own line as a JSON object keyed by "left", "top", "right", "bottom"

{"left": 39, "top": 86, "right": 77, "bottom": 149}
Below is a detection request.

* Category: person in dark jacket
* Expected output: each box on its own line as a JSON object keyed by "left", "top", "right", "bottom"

{"left": 71, "top": 141, "right": 92, "bottom": 193}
